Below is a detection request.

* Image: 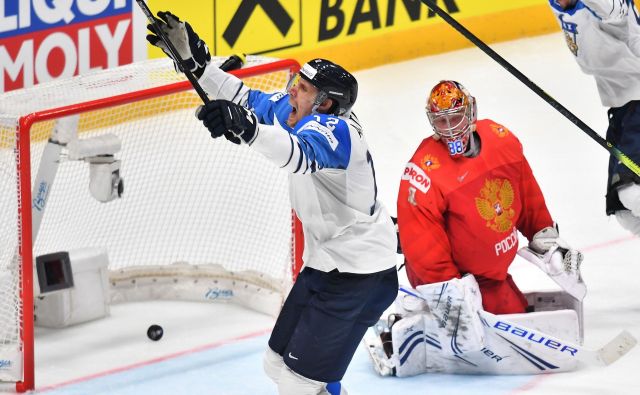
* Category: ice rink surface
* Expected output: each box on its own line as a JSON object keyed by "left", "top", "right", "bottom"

{"left": 6, "top": 31, "right": 640, "bottom": 394}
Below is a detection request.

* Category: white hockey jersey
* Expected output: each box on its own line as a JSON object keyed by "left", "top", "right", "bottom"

{"left": 198, "top": 65, "right": 397, "bottom": 274}
{"left": 548, "top": 0, "right": 640, "bottom": 107}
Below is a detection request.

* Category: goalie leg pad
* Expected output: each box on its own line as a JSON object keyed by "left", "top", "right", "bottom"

{"left": 415, "top": 276, "right": 486, "bottom": 356}
{"left": 390, "top": 313, "right": 429, "bottom": 377}
{"left": 394, "top": 286, "right": 428, "bottom": 316}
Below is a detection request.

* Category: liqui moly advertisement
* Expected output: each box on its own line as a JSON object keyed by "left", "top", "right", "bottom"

{"left": 0, "top": 0, "right": 147, "bottom": 93}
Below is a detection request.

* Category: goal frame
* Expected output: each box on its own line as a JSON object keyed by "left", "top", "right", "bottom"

{"left": 10, "top": 58, "right": 303, "bottom": 393}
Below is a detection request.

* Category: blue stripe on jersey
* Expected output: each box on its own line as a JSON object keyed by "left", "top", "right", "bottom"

{"left": 247, "top": 90, "right": 294, "bottom": 131}
{"left": 294, "top": 141, "right": 305, "bottom": 173}
{"left": 294, "top": 114, "right": 352, "bottom": 171}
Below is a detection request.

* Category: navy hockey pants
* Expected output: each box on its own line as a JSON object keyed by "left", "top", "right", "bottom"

{"left": 606, "top": 100, "right": 640, "bottom": 215}
{"left": 268, "top": 266, "right": 398, "bottom": 383}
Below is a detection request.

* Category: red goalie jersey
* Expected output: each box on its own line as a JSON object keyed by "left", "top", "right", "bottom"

{"left": 397, "top": 120, "right": 553, "bottom": 313}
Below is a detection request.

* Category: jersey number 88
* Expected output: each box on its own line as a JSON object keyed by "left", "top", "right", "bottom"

{"left": 447, "top": 140, "right": 464, "bottom": 156}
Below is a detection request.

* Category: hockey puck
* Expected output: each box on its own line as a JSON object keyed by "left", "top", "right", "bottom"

{"left": 147, "top": 324, "right": 163, "bottom": 341}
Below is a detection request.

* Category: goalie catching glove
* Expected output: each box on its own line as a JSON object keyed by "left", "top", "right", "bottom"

{"left": 197, "top": 100, "right": 259, "bottom": 145}
{"left": 146, "top": 11, "right": 211, "bottom": 78}
{"left": 528, "top": 224, "right": 584, "bottom": 296}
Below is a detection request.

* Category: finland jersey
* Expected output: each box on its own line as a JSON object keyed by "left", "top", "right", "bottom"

{"left": 548, "top": 0, "right": 640, "bottom": 107}
{"left": 242, "top": 90, "right": 397, "bottom": 274}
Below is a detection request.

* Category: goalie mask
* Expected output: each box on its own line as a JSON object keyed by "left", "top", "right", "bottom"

{"left": 426, "top": 80, "right": 477, "bottom": 158}
{"left": 287, "top": 58, "right": 358, "bottom": 116}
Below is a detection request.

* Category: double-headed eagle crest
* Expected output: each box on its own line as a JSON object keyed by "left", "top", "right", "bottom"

{"left": 421, "top": 154, "right": 441, "bottom": 172}
{"left": 475, "top": 179, "right": 515, "bottom": 232}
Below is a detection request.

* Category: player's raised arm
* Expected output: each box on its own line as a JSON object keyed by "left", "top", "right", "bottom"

{"left": 146, "top": 11, "right": 253, "bottom": 104}
{"left": 197, "top": 59, "right": 359, "bottom": 174}
{"left": 196, "top": 58, "right": 398, "bottom": 395}
{"left": 579, "top": 0, "right": 630, "bottom": 22}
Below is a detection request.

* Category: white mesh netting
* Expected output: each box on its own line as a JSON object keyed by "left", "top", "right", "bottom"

{"left": 0, "top": 57, "right": 299, "bottom": 383}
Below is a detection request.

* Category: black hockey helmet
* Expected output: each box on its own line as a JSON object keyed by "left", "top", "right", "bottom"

{"left": 298, "top": 58, "right": 358, "bottom": 116}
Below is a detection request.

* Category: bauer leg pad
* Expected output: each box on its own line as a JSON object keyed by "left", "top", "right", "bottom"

{"left": 389, "top": 313, "right": 429, "bottom": 377}
{"left": 415, "top": 275, "right": 486, "bottom": 356}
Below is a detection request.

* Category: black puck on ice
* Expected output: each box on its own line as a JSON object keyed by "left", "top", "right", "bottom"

{"left": 147, "top": 324, "right": 163, "bottom": 341}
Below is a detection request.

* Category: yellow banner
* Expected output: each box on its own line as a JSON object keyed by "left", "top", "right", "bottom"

{"left": 148, "top": 0, "right": 558, "bottom": 71}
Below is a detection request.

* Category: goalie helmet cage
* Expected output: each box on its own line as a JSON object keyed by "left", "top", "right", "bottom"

{"left": 0, "top": 57, "right": 303, "bottom": 392}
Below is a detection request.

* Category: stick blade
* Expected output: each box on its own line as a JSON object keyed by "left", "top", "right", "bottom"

{"left": 597, "top": 330, "right": 637, "bottom": 366}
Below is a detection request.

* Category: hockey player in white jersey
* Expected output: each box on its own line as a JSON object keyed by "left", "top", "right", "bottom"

{"left": 146, "top": 11, "right": 399, "bottom": 395}
{"left": 548, "top": 0, "right": 640, "bottom": 234}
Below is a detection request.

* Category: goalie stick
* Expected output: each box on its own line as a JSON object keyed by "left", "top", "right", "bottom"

{"left": 398, "top": 286, "right": 637, "bottom": 367}
{"left": 416, "top": 0, "right": 640, "bottom": 177}
{"left": 135, "top": 0, "right": 210, "bottom": 103}
{"left": 479, "top": 309, "right": 637, "bottom": 367}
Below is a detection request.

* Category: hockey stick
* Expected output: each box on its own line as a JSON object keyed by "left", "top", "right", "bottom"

{"left": 478, "top": 309, "right": 637, "bottom": 367}
{"left": 417, "top": 0, "right": 640, "bottom": 177}
{"left": 135, "top": 0, "right": 210, "bottom": 103}
{"left": 399, "top": 286, "right": 637, "bottom": 367}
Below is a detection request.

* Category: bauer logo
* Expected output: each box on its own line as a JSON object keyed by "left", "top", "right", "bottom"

{"left": 0, "top": 359, "right": 10, "bottom": 369}
{"left": 494, "top": 321, "right": 579, "bottom": 356}
{"left": 0, "top": 0, "right": 133, "bottom": 93}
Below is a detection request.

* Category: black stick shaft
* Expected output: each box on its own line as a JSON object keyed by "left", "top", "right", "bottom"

{"left": 135, "top": 0, "right": 210, "bottom": 104}
{"left": 418, "top": 0, "right": 640, "bottom": 176}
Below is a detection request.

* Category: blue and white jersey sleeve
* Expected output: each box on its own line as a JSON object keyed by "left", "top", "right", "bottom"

{"left": 198, "top": 63, "right": 250, "bottom": 104}
{"left": 246, "top": 90, "right": 293, "bottom": 130}
{"left": 251, "top": 113, "right": 352, "bottom": 174}
{"left": 200, "top": 65, "right": 396, "bottom": 274}
{"left": 199, "top": 63, "right": 353, "bottom": 171}
{"left": 289, "top": 114, "right": 352, "bottom": 172}
{"left": 199, "top": 63, "right": 294, "bottom": 129}
{"left": 548, "top": 0, "right": 640, "bottom": 107}
{"left": 580, "top": 0, "right": 631, "bottom": 23}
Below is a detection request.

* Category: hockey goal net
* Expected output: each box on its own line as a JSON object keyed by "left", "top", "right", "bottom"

{"left": 0, "top": 57, "right": 302, "bottom": 392}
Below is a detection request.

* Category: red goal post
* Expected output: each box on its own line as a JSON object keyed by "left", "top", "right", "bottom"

{"left": 0, "top": 57, "right": 303, "bottom": 392}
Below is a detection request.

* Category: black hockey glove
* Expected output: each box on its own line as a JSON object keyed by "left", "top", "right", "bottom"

{"left": 197, "top": 100, "right": 259, "bottom": 145}
{"left": 146, "top": 11, "right": 211, "bottom": 78}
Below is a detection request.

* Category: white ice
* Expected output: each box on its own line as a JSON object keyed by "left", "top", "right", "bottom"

{"left": 4, "top": 31, "right": 640, "bottom": 394}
